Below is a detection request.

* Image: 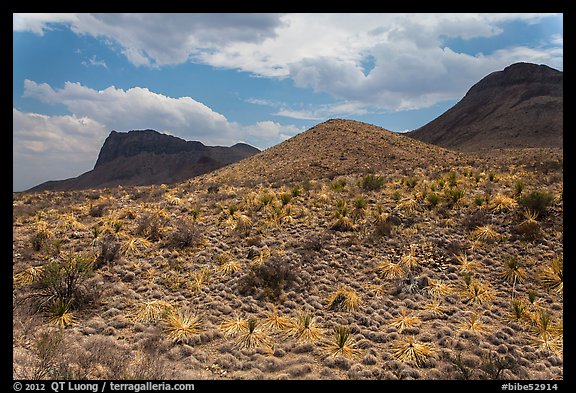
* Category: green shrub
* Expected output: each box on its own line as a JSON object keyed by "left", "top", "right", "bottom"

{"left": 517, "top": 191, "right": 554, "bottom": 216}
{"left": 360, "top": 174, "right": 385, "bottom": 191}
{"left": 427, "top": 192, "right": 441, "bottom": 208}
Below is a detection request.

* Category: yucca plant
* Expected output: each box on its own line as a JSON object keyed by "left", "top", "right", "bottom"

{"left": 538, "top": 258, "right": 563, "bottom": 294}
{"left": 454, "top": 253, "right": 480, "bottom": 273}
{"left": 461, "top": 280, "right": 495, "bottom": 306}
{"left": 488, "top": 194, "right": 518, "bottom": 212}
{"left": 423, "top": 300, "right": 448, "bottom": 316}
{"left": 132, "top": 300, "right": 174, "bottom": 324}
{"left": 287, "top": 312, "right": 323, "bottom": 343}
{"left": 236, "top": 318, "right": 272, "bottom": 350}
{"left": 13, "top": 266, "right": 44, "bottom": 287}
{"left": 426, "top": 278, "right": 453, "bottom": 299}
{"left": 220, "top": 315, "right": 249, "bottom": 338}
{"left": 376, "top": 259, "right": 406, "bottom": 280}
{"left": 189, "top": 268, "right": 211, "bottom": 294}
{"left": 398, "top": 245, "right": 420, "bottom": 272}
{"left": 516, "top": 209, "right": 541, "bottom": 239}
{"left": 398, "top": 196, "right": 420, "bottom": 214}
{"left": 163, "top": 309, "right": 203, "bottom": 343}
{"left": 501, "top": 256, "right": 527, "bottom": 292}
{"left": 391, "top": 336, "right": 436, "bottom": 367}
{"left": 471, "top": 225, "right": 501, "bottom": 243}
{"left": 390, "top": 308, "right": 421, "bottom": 333}
{"left": 261, "top": 306, "right": 293, "bottom": 332}
{"left": 215, "top": 252, "right": 243, "bottom": 275}
{"left": 48, "top": 298, "right": 76, "bottom": 328}
{"left": 326, "top": 287, "right": 361, "bottom": 312}
{"left": 121, "top": 237, "right": 153, "bottom": 256}
{"left": 529, "top": 310, "right": 563, "bottom": 353}
{"left": 323, "top": 325, "right": 360, "bottom": 359}
{"left": 234, "top": 214, "right": 253, "bottom": 235}
{"left": 509, "top": 298, "right": 528, "bottom": 323}
{"left": 457, "top": 312, "right": 490, "bottom": 334}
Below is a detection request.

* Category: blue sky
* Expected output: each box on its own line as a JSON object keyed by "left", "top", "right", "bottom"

{"left": 13, "top": 13, "right": 563, "bottom": 192}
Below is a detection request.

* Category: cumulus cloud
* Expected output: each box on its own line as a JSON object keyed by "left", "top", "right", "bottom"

{"left": 13, "top": 13, "right": 562, "bottom": 112}
{"left": 13, "top": 108, "right": 109, "bottom": 190}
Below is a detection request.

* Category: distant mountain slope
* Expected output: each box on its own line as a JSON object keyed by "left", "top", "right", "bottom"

{"left": 27, "top": 130, "right": 259, "bottom": 192}
{"left": 199, "top": 119, "right": 465, "bottom": 186}
{"left": 407, "top": 62, "right": 563, "bottom": 151}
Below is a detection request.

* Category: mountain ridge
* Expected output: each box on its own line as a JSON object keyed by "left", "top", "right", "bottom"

{"left": 406, "top": 62, "right": 563, "bottom": 151}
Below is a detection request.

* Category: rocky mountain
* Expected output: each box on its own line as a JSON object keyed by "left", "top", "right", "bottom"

{"left": 27, "top": 130, "right": 260, "bottom": 191}
{"left": 407, "top": 62, "right": 563, "bottom": 151}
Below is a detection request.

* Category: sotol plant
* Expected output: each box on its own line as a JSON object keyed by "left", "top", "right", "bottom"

{"left": 391, "top": 336, "right": 436, "bottom": 367}
{"left": 323, "top": 325, "right": 360, "bottom": 359}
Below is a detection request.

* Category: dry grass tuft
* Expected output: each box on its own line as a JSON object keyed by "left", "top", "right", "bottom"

{"left": 163, "top": 310, "right": 203, "bottom": 343}
{"left": 236, "top": 318, "right": 272, "bottom": 350}
{"left": 457, "top": 312, "right": 491, "bottom": 334}
{"left": 132, "top": 300, "right": 174, "bottom": 324}
{"left": 538, "top": 257, "right": 563, "bottom": 294}
{"left": 471, "top": 225, "right": 501, "bottom": 243}
{"left": 376, "top": 259, "right": 406, "bottom": 280}
{"left": 287, "top": 312, "right": 324, "bottom": 343}
{"left": 326, "top": 287, "right": 361, "bottom": 312}
{"left": 391, "top": 336, "right": 436, "bottom": 367}
{"left": 322, "top": 325, "right": 360, "bottom": 359}
{"left": 261, "top": 307, "right": 293, "bottom": 332}
{"left": 220, "top": 315, "right": 249, "bottom": 338}
{"left": 390, "top": 308, "right": 421, "bottom": 333}
{"left": 13, "top": 266, "right": 44, "bottom": 287}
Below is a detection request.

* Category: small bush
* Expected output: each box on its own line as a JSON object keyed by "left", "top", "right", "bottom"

{"left": 517, "top": 191, "right": 554, "bottom": 216}
{"left": 94, "top": 234, "right": 120, "bottom": 269}
{"left": 89, "top": 202, "right": 108, "bottom": 218}
{"left": 331, "top": 178, "right": 347, "bottom": 192}
{"left": 238, "top": 256, "right": 297, "bottom": 301}
{"left": 30, "top": 254, "right": 95, "bottom": 320}
{"left": 163, "top": 221, "right": 203, "bottom": 249}
{"left": 360, "top": 174, "right": 385, "bottom": 191}
{"left": 427, "top": 193, "right": 441, "bottom": 208}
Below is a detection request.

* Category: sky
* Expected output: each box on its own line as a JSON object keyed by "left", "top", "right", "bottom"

{"left": 13, "top": 13, "right": 563, "bottom": 192}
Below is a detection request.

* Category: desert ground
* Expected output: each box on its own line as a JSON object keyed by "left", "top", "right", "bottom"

{"left": 13, "top": 138, "right": 562, "bottom": 380}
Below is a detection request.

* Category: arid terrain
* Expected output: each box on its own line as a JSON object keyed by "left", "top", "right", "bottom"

{"left": 13, "top": 119, "right": 563, "bottom": 380}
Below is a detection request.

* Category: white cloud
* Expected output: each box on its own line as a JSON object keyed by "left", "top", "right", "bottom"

{"left": 82, "top": 55, "right": 108, "bottom": 68}
{"left": 14, "top": 13, "right": 562, "bottom": 112}
{"left": 13, "top": 108, "right": 109, "bottom": 191}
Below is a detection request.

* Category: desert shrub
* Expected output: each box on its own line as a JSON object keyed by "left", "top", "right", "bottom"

{"left": 94, "top": 234, "right": 120, "bottom": 269}
{"left": 517, "top": 190, "right": 554, "bottom": 216}
{"left": 480, "top": 351, "right": 517, "bottom": 380}
{"left": 513, "top": 180, "right": 525, "bottom": 197}
{"left": 447, "top": 171, "right": 458, "bottom": 187}
{"left": 360, "top": 174, "right": 385, "bottom": 191}
{"left": 162, "top": 220, "right": 203, "bottom": 249}
{"left": 444, "top": 188, "right": 465, "bottom": 206}
{"left": 135, "top": 210, "right": 169, "bottom": 241}
{"left": 27, "top": 329, "right": 72, "bottom": 379}
{"left": 89, "top": 202, "right": 108, "bottom": 217}
{"left": 28, "top": 254, "right": 95, "bottom": 326}
{"left": 427, "top": 192, "right": 441, "bottom": 208}
{"left": 330, "top": 178, "right": 347, "bottom": 192}
{"left": 238, "top": 255, "right": 297, "bottom": 301}
{"left": 279, "top": 192, "right": 293, "bottom": 206}
{"left": 404, "top": 177, "right": 418, "bottom": 189}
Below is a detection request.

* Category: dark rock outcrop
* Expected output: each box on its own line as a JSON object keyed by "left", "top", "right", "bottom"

{"left": 28, "top": 130, "right": 259, "bottom": 191}
{"left": 407, "top": 62, "right": 563, "bottom": 151}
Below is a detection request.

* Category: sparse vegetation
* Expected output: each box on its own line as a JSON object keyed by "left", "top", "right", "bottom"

{"left": 12, "top": 118, "right": 563, "bottom": 380}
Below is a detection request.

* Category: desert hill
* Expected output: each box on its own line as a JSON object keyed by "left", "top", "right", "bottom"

{"left": 407, "top": 62, "right": 563, "bottom": 151}
{"left": 27, "top": 130, "right": 259, "bottom": 192}
{"left": 203, "top": 119, "right": 467, "bottom": 186}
